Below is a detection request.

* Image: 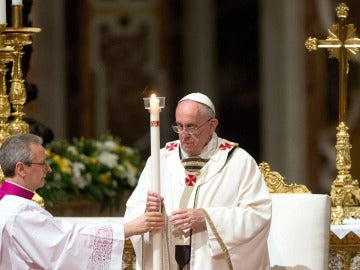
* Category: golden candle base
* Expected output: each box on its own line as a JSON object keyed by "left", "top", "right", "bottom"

{"left": 330, "top": 122, "right": 360, "bottom": 224}
{"left": 3, "top": 26, "right": 41, "bottom": 135}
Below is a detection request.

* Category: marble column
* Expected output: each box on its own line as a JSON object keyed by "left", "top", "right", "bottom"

{"left": 260, "top": 0, "right": 306, "bottom": 183}
{"left": 182, "top": 0, "right": 217, "bottom": 103}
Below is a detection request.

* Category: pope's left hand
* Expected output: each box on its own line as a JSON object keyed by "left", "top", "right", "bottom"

{"left": 169, "top": 208, "right": 206, "bottom": 232}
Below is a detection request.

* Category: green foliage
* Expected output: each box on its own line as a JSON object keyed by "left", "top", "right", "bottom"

{"left": 37, "top": 134, "right": 144, "bottom": 210}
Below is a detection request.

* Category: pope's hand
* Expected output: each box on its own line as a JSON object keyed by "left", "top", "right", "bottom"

{"left": 146, "top": 191, "right": 164, "bottom": 212}
{"left": 169, "top": 208, "right": 206, "bottom": 232}
{"left": 124, "top": 212, "right": 164, "bottom": 238}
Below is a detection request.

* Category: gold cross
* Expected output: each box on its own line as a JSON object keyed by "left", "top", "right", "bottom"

{"left": 305, "top": 3, "right": 360, "bottom": 123}
{"left": 305, "top": 3, "right": 360, "bottom": 225}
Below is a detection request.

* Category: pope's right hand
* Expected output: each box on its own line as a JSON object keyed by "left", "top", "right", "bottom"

{"left": 146, "top": 190, "right": 164, "bottom": 212}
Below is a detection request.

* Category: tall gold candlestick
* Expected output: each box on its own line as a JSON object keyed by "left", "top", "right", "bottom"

{"left": 0, "top": 4, "right": 44, "bottom": 206}
{"left": 0, "top": 25, "right": 14, "bottom": 145}
{"left": 3, "top": 4, "right": 41, "bottom": 135}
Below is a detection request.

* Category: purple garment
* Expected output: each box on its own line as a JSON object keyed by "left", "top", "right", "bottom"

{"left": 0, "top": 180, "right": 34, "bottom": 200}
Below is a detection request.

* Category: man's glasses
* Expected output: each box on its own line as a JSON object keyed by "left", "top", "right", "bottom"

{"left": 24, "top": 161, "right": 49, "bottom": 167}
{"left": 172, "top": 118, "right": 212, "bottom": 134}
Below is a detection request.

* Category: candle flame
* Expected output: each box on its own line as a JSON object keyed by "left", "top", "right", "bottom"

{"left": 149, "top": 93, "right": 160, "bottom": 109}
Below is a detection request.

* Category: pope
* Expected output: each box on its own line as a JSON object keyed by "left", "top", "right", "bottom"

{"left": 124, "top": 92, "right": 272, "bottom": 269}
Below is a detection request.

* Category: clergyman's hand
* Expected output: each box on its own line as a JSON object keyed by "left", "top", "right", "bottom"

{"left": 169, "top": 208, "right": 206, "bottom": 232}
{"left": 124, "top": 212, "right": 164, "bottom": 238}
{"left": 146, "top": 191, "right": 164, "bottom": 212}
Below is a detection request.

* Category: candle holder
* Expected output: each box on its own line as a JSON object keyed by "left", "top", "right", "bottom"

{"left": 143, "top": 96, "right": 166, "bottom": 111}
{"left": 0, "top": 24, "right": 14, "bottom": 145}
{"left": 3, "top": 4, "right": 41, "bottom": 135}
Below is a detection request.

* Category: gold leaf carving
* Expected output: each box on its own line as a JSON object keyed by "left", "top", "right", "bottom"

{"left": 258, "top": 162, "right": 311, "bottom": 194}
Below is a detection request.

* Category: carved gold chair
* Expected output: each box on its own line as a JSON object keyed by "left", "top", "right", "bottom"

{"left": 259, "top": 162, "right": 331, "bottom": 270}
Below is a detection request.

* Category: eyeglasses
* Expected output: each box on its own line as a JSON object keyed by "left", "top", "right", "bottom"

{"left": 172, "top": 118, "right": 212, "bottom": 134}
{"left": 24, "top": 161, "right": 49, "bottom": 167}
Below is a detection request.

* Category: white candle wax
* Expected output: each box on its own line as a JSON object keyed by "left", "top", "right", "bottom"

{"left": 0, "top": 0, "right": 6, "bottom": 24}
{"left": 12, "top": 0, "right": 22, "bottom": 5}
{"left": 149, "top": 94, "right": 160, "bottom": 193}
{"left": 150, "top": 94, "right": 160, "bottom": 113}
{"left": 147, "top": 94, "right": 162, "bottom": 269}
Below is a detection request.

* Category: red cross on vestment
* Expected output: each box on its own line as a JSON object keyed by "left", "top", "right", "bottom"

{"left": 185, "top": 174, "right": 197, "bottom": 186}
{"left": 219, "top": 143, "right": 232, "bottom": 151}
{"left": 166, "top": 142, "right": 178, "bottom": 151}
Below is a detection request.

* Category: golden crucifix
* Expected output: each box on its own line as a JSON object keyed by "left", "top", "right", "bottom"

{"left": 305, "top": 2, "right": 360, "bottom": 225}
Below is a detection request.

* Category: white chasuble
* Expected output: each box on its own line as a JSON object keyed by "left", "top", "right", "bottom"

{"left": 124, "top": 135, "right": 272, "bottom": 270}
{"left": 0, "top": 195, "right": 125, "bottom": 270}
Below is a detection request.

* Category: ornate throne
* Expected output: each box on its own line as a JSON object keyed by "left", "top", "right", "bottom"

{"left": 259, "top": 162, "right": 331, "bottom": 270}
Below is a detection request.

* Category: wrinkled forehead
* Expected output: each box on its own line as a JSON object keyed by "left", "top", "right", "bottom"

{"left": 175, "top": 100, "right": 206, "bottom": 118}
{"left": 29, "top": 143, "right": 46, "bottom": 157}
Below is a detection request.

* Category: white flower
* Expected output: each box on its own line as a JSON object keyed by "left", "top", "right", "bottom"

{"left": 103, "top": 140, "right": 118, "bottom": 151}
{"left": 98, "top": 151, "right": 119, "bottom": 168}
{"left": 67, "top": 146, "right": 78, "bottom": 155}
{"left": 73, "top": 176, "right": 87, "bottom": 189}
{"left": 72, "top": 162, "right": 85, "bottom": 178}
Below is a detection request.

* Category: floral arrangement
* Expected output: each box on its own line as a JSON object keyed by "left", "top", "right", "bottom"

{"left": 37, "top": 134, "right": 144, "bottom": 210}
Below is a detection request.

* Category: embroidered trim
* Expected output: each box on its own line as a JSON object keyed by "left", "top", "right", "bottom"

{"left": 89, "top": 226, "right": 113, "bottom": 270}
{"left": 200, "top": 209, "right": 233, "bottom": 270}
